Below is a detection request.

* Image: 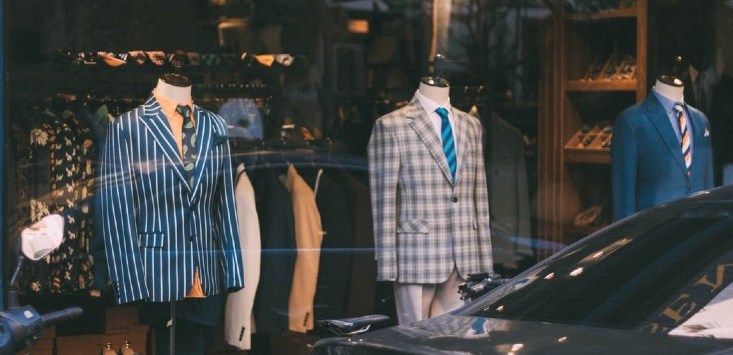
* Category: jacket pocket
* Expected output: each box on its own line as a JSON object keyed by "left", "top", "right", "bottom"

{"left": 139, "top": 232, "right": 165, "bottom": 248}
{"left": 397, "top": 219, "right": 430, "bottom": 234}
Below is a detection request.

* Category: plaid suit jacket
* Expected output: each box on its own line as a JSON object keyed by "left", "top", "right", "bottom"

{"left": 99, "top": 96, "right": 244, "bottom": 304}
{"left": 368, "top": 97, "right": 493, "bottom": 284}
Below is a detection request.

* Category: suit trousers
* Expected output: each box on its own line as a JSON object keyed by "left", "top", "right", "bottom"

{"left": 138, "top": 293, "right": 223, "bottom": 355}
{"left": 393, "top": 267, "right": 465, "bottom": 325}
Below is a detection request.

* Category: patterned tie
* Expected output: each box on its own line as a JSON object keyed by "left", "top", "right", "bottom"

{"left": 674, "top": 103, "right": 692, "bottom": 176}
{"left": 176, "top": 104, "right": 197, "bottom": 187}
{"left": 436, "top": 107, "right": 457, "bottom": 182}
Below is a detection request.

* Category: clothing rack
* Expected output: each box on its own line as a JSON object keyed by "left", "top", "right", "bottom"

{"left": 54, "top": 50, "right": 296, "bottom": 71}
{"left": 11, "top": 48, "right": 291, "bottom": 101}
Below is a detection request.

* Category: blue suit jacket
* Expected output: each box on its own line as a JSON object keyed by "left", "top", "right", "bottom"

{"left": 611, "top": 93, "right": 714, "bottom": 221}
{"left": 99, "top": 96, "right": 244, "bottom": 304}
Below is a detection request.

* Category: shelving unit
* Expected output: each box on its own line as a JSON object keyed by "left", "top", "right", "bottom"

{"left": 538, "top": 0, "right": 647, "bottom": 256}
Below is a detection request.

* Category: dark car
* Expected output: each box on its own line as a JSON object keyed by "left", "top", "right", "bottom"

{"left": 312, "top": 187, "right": 733, "bottom": 354}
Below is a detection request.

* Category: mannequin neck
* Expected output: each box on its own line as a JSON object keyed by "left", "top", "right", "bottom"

{"left": 654, "top": 79, "right": 684, "bottom": 102}
{"left": 418, "top": 81, "right": 450, "bottom": 104}
{"left": 154, "top": 78, "right": 192, "bottom": 105}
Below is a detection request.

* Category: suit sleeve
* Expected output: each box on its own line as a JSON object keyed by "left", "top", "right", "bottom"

{"left": 611, "top": 113, "right": 638, "bottom": 221}
{"left": 215, "top": 134, "right": 245, "bottom": 291}
{"left": 100, "top": 118, "right": 149, "bottom": 304}
{"left": 474, "top": 122, "right": 494, "bottom": 273}
{"left": 367, "top": 118, "right": 399, "bottom": 281}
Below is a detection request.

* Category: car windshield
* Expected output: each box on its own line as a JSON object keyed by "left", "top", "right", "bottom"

{"left": 464, "top": 200, "right": 733, "bottom": 338}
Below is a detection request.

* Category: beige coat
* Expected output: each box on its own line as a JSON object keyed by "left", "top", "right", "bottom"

{"left": 286, "top": 165, "right": 324, "bottom": 333}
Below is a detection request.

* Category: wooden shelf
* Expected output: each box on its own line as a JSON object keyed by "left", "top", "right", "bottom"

{"left": 538, "top": 0, "right": 646, "bottom": 252}
{"left": 566, "top": 8, "right": 637, "bottom": 21}
{"left": 564, "top": 148, "right": 610, "bottom": 164}
{"left": 566, "top": 79, "right": 637, "bottom": 91}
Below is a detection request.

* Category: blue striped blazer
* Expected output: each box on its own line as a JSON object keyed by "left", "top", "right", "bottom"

{"left": 99, "top": 96, "right": 244, "bottom": 304}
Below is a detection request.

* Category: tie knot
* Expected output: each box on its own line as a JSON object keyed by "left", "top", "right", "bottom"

{"left": 435, "top": 107, "right": 449, "bottom": 120}
{"left": 673, "top": 103, "right": 684, "bottom": 114}
{"left": 176, "top": 105, "right": 192, "bottom": 120}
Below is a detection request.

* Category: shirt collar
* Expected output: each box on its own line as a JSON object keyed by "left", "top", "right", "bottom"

{"left": 652, "top": 87, "right": 684, "bottom": 114}
{"left": 153, "top": 91, "right": 194, "bottom": 120}
{"left": 415, "top": 89, "right": 452, "bottom": 117}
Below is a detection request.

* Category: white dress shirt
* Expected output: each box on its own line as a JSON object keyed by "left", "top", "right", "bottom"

{"left": 414, "top": 89, "right": 459, "bottom": 152}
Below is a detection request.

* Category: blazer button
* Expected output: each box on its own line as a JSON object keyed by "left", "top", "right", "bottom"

{"left": 452, "top": 197, "right": 458, "bottom": 203}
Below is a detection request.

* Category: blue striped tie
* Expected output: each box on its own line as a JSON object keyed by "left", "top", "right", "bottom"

{"left": 436, "top": 107, "right": 457, "bottom": 182}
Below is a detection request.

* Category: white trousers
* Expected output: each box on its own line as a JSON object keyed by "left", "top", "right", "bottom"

{"left": 393, "top": 267, "right": 465, "bottom": 325}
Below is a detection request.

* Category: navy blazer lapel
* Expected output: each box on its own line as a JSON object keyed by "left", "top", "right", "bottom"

{"left": 453, "top": 108, "right": 470, "bottom": 185}
{"left": 407, "top": 98, "right": 454, "bottom": 184}
{"left": 140, "top": 97, "right": 192, "bottom": 192}
{"left": 644, "top": 95, "right": 687, "bottom": 175}
{"left": 190, "top": 106, "right": 213, "bottom": 200}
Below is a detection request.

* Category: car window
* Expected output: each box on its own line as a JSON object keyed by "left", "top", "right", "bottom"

{"left": 464, "top": 202, "right": 733, "bottom": 339}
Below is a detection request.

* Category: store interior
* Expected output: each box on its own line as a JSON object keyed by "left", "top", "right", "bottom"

{"left": 3, "top": 0, "right": 733, "bottom": 354}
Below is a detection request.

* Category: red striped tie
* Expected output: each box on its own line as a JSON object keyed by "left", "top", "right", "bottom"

{"left": 674, "top": 103, "right": 691, "bottom": 176}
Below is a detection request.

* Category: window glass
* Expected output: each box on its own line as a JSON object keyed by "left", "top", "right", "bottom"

{"left": 466, "top": 202, "right": 733, "bottom": 339}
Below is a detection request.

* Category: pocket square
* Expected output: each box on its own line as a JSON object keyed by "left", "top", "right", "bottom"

{"left": 213, "top": 134, "right": 229, "bottom": 146}
{"left": 704, "top": 128, "right": 710, "bottom": 137}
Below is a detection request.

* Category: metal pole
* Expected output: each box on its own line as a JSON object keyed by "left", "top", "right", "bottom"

{"left": 169, "top": 301, "right": 176, "bottom": 354}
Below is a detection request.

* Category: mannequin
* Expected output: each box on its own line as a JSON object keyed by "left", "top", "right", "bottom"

{"left": 368, "top": 77, "right": 493, "bottom": 325}
{"left": 98, "top": 55, "right": 244, "bottom": 355}
{"left": 611, "top": 57, "right": 714, "bottom": 220}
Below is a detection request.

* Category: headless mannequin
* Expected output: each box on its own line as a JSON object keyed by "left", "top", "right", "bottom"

{"left": 391, "top": 76, "right": 467, "bottom": 325}
{"left": 653, "top": 78, "right": 685, "bottom": 102}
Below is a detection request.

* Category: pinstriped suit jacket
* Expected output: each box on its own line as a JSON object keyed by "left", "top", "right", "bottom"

{"left": 100, "top": 96, "right": 244, "bottom": 304}
{"left": 368, "top": 97, "right": 493, "bottom": 284}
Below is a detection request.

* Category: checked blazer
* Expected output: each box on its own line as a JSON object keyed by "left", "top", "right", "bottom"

{"left": 611, "top": 93, "right": 714, "bottom": 221}
{"left": 368, "top": 96, "right": 493, "bottom": 284}
{"left": 99, "top": 96, "right": 244, "bottom": 304}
